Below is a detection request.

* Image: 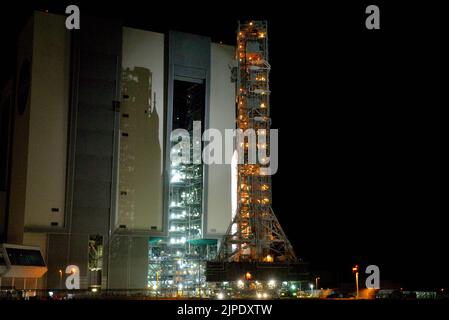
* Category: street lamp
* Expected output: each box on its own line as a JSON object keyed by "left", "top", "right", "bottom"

{"left": 315, "top": 277, "right": 320, "bottom": 291}
{"left": 352, "top": 265, "right": 359, "bottom": 299}
{"left": 58, "top": 269, "right": 63, "bottom": 289}
{"left": 310, "top": 283, "right": 314, "bottom": 296}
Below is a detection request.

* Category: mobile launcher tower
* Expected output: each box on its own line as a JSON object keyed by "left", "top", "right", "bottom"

{"left": 206, "top": 21, "right": 308, "bottom": 287}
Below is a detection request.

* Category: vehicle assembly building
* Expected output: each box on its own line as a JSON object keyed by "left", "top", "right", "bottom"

{"left": 0, "top": 11, "right": 235, "bottom": 292}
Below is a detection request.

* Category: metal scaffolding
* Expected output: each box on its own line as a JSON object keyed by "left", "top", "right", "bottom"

{"left": 148, "top": 81, "right": 217, "bottom": 297}
{"left": 208, "top": 21, "right": 305, "bottom": 282}
{"left": 148, "top": 157, "right": 218, "bottom": 296}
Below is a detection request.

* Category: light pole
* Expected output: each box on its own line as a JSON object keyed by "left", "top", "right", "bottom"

{"left": 310, "top": 283, "right": 314, "bottom": 297}
{"left": 58, "top": 269, "right": 63, "bottom": 289}
{"left": 352, "top": 265, "right": 359, "bottom": 299}
{"left": 315, "top": 277, "right": 320, "bottom": 291}
{"left": 156, "top": 270, "right": 160, "bottom": 297}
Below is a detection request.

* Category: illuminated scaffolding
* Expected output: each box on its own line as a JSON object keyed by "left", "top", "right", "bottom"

{"left": 148, "top": 81, "right": 217, "bottom": 297}
{"left": 207, "top": 21, "right": 306, "bottom": 282}
{"left": 148, "top": 146, "right": 218, "bottom": 297}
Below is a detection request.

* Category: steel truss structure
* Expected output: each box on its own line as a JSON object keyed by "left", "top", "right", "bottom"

{"left": 148, "top": 81, "right": 217, "bottom": 297}
{"left": 207, "top": 21, "right": 306, "bottom": 282}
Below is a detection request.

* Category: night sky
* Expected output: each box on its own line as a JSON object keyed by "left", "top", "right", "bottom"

{"left": 1, "top": 1, "right": 447, "bottom": 290}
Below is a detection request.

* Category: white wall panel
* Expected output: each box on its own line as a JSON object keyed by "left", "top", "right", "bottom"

{"left": 206, "top": 43, "right": 235, "bottom": 236}
{"left": 24, "top": 12, "right": 70, "bottom": 228}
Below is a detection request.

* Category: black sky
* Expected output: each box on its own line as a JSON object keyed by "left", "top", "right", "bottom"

{"left": 1, "top": 1, "right": 447, "bottom": 290}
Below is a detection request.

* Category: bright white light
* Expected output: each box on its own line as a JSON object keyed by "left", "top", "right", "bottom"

{"left": 170, "top": 201, "right": 176, "bottom": 207}
{"left": 48, "top": 291, "right": 54, "bottom": 297}
{"left": 152, "top": 284, "right": 158, "bottom": 290}
{"left": 91, "top": 288, "right": 98, "bottom": 293}
{"left": 237, "top": 280, "right": 244, "bottom": 288}
{"left": 310, "top": 284, "right": 314, "bottom": 290}
{"left": 180, "top": 237, "right": 186, "bottom": 243}
{"left": 262, "top": 293, "right": 268, "bottom": 298}
{"left": 268, "top": 279, "right": 276, "bottom": 288}
{"left": 290, "top": 284, "right": 297, "bottom": 290}
{"left": 170, "top": 238, "right": 175, "bottom": 244}
{"left": 178, "top": 284, "right": 183, "bottom": 290}
{"left": 217, "top": 292, "right": 224, "bottom": 300}
{"left": 256, "top": 292, "right": 262, "bottom": 299}
{"left": 231, "top": 150, "right": 239, "bottom": 254}
{"left": 231, "top": 150, "right": 238, "bottom": 223}
{"left": 171, "top": 173, "right": 182, "bottom": 183}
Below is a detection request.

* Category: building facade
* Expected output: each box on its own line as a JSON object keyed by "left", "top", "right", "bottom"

{"left": 0, "top": 11, "right": 235, "bottom": 292}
